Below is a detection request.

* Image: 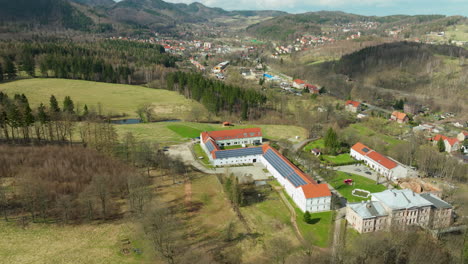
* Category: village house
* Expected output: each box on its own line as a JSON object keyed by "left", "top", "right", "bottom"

{"left": 345, "top": 100, "right": 362, "bottom": 113}
{"left": 347, "top": 189, "right": 453, "bottom": 233}
{"left": 430, "top": 134, "right": 461, "bottom": 153}
{"left": 292, "top": 79, "right": 306, "bottom": 89}
{"left": 200, "top": 128, "right": 332, "bottom": 212}
{"left": 391, "top": 111, "right": 409, "bottom": 123}
{"left": 350, "top": 142, "right": 408, "bottom": 181}
{"left": 305, "top": 83, "right": 320, "bottom": 94}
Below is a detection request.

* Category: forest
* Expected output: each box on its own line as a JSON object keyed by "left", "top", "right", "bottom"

{"left": 0, "top": 39, "right": 177, "bottom": 84}
{"left": 166, "top": 71, "right": 267, "bottom": 120}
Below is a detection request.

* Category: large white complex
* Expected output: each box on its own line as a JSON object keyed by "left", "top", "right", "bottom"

{"left": 350, "top": 142, "right": 408, "bottom": 181}
{"left": 200, "top": 128, "right": 332, "bottom": 212}
{"left": 346, "top": 189, "right": 453, "bottom": 233}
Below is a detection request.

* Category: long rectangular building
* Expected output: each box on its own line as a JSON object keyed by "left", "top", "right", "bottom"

{"left": 350, "top": 142, "right": 408, "bottom": 181}
{"left": 200, "top": 128, "right": 331, "bottom": 212}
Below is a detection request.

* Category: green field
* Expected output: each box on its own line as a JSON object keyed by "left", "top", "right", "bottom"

{"left": 167, "top": 124, "right": 203, "bottom": 138}
{"left": 327, "top": 171, "right": 387, "bottom": 202}
{"left": 281, "top": 190, "right": 333, "bottom": 247}
{"left": 344, "top": 123, "right": 403, "bottom": 148}
{"left": 114, "top": 122, "right": 308, "bottom": 144}
{"left": 0, "top": 78, "right": 207, "bottom": 119}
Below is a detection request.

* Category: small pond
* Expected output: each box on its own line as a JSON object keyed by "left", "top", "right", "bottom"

{"left": 110, "top": 119, "right": 181, "bottom": 124}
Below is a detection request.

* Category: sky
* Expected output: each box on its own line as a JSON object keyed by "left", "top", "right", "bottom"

{"left": 161, "top": 0, "right": 468, "bottom": 16}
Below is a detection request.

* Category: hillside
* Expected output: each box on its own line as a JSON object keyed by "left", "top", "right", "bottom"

{"left": 246, "top": 11, "right": 369, "bottom": 41}
{"left": 246, "top": 11, "right": 463, "bottom": 41}
{"left": 0, "top": 0, "right": 94, "bottom": 31}
{"left": 325, "top": 42, "right": 467, "bottom": 113}
{"left": 0, "top": 79, "right": 208, "bottom": 119}
{"left": 69, "top": 0, "right": 115, "bottom": 7}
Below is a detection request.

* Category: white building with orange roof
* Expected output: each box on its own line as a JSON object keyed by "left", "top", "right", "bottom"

{"left": 350, "top": 142, "right": 408, "bottom": 181}
{"left": 200, "top": 128, "right": 331, "bottom": 212}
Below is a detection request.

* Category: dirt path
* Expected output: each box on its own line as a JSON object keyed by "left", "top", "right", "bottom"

{"left": 331, "top": 208, "right": 346, "bottom": 260}
{"left": 274, "top": 186, "right": 307, "bottom": 246}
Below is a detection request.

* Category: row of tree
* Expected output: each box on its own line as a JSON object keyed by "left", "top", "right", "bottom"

{"left": 0, "top": 92, "right": 91, "bottom": 142}
{"left": 166, "top": 71, "right": 267, "bottom": 119}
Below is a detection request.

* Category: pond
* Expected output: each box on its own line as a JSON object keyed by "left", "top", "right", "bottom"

{"left": 110, "top": 119, "right": 181, "bottom": 125}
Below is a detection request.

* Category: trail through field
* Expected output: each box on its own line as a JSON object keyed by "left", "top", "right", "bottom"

{"left": 274, "top": 186, "right": 307, "bottom": 246}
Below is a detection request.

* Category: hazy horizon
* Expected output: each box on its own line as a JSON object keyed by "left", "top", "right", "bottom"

{"left": 111, "top": 0, "right": 468, "bottom": 16}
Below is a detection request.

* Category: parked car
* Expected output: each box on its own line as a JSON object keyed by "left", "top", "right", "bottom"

{"left": 365, "top": 171, "right": 372, "bottom": 175}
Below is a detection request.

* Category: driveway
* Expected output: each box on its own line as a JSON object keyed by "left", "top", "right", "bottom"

{"left": 334, "top": 164, "right": 393, "bottom": 188}
{"left": 167, "top": 142, "right": 271, "bottom": 181}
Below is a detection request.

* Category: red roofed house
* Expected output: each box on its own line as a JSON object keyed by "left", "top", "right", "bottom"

{"left": 444, "top": 138, "right": 460, "bottom": 153}
{"left": 391, "top": 111, "right": 409, "bottom": 123}
{"left": 350, "top": 142, "right": 408, "bottom": 181}
{"left": 345, "top": 100, "right": 362, "bottom": 113}
{"left": 293, "top": 79, "right": 306, "bottom": 89}
{"left": 201, "top": 128, "right": 262, "bottom": 147}
{"left": 429, "top": 134, "right": 460, "bottom": 153}
{"left": 305, "top": 83, "right": 320, "bottom": 94}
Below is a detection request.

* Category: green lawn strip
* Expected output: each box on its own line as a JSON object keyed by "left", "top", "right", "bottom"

{"left": 280, "top": 188, "right": 332, "bottom": 248}
{"left": 193, "top": 143, "right": 213, "bottom": 168}
{"left": 167, "top": 124, "right": 203, "bottom": 138}
{"left": 321, "top": 154, "right": 356, "bottom": 165}
{"left": 327, "top": 171, "right": 387, "bottom": 203}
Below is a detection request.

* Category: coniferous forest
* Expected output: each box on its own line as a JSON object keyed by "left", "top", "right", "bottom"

{"left": 166, "top": 71, "right": 267, "bottom": 120}
{"left": 0, "top": 39, "right": 177, "bottom": 84}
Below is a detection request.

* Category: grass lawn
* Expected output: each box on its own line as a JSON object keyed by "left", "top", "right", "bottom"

{"left": 321, "top": 153, "right": 356, "bottom": 165}
{"left": 193, "top": 143, "right": 213, "bottom": 168}
{"left": 167, "top": 124, "right": 203, "bottom": 138}
{"left": 327, "top": 171, "right": 387, "bottom": 202}
{"left": 281, "top": 190, "right": 333, "bottom": 248}
{"left": 0, "top": 78, "right": 207, "bottom": 119}
{"left": 304, "top": 139, "right": 325, "bottom": 152}
{"left": 0, "top": 220, "right": 152, "bottom": 264}
{"left": 115, "top": 122, "right": 308, "bottom": 144}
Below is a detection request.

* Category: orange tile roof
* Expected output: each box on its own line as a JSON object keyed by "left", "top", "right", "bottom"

{"left": 431, "top": 134, "right": 448, "bottom": 142}
{"left": 351, "top": 142, "right": 372, "bottom": 156}
{"left": 346, "top": 100, "right": 361, "bottom": 107}
{"left": 392, "top": 111, "right": 407, "bottom": 121}
{"left": 301, "top": 184, "right": 332, "bottom": 198}
{"left": 294, "top": 79, "right": 305, "bottom": 84}
{"left": 366, "top": 151, "right": 397, "bottom": 170}
{"left": 203, "top": 128, "right": 262, "bottom": 141}
{"left": 445, "top": 138, "right": 459, "bottom": 146}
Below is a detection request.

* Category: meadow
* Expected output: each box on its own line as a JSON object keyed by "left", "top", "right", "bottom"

{"left": 114, "top": 122, "right": 308, "bottom": 145}
{"left": 0, "top": 78, "right": 207, "bottom": 119}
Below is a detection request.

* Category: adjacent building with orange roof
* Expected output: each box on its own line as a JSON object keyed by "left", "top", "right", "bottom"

{"left": 345, "top": 100, "right": 362, "bottom": 113}
{"left": 390, "top": 111, "right": 409, "bottom": 123}
{"left": 350, "top": 142, "right": 408, "bottom": 181}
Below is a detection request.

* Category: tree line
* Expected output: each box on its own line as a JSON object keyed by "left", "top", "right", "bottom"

{"left": 166, "top": 71, "right": 267, "bottom": 119}
{"left": 0, "top": 39, "right": 177, "bottom": 84}
{"left": 0, "top": 91, "right": 90, "bottom": 143}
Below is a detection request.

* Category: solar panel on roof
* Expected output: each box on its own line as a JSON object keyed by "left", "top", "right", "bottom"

{"left": 215, "top": 147, "right": 263, "bottom": 159}
{"left": 206, "top": 140, "right": 216, "bottom": 152}
{"left": 362, "top": 147, "right": 369, "bottom": 152}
